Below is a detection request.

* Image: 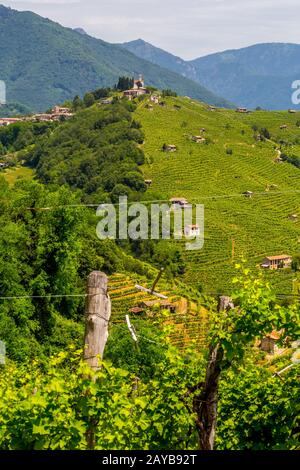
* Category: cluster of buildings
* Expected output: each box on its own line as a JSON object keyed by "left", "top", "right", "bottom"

{"left": 123, "top": 76, "right": 149, "bottom": 100}
{"left": 127, "top": 295, "right": 285, "bottom": 356}
{"left": 169, "top": 197, "right": 200, "bottom": 237}
{"left": 33, "top": 106, "right": 74, "bottom": 122}
{"left": 0, "top": 106, "right": 74, "bottom": 127}
{"left": 0, "top": 117, "right": 23, "bottom": 126}
{"left": 122, "top": 76, "right": 161, "bottom": 105}
{"left": 129, "top": 300, "right": 177, "bottom": 315}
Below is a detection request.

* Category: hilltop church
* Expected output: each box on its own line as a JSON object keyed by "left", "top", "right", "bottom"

{"left": 123, "top": 75, "right": 148, "bottom": 99}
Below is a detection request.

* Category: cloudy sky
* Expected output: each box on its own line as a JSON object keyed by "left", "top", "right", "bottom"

{"left": 2, "top": 0, "right": 300, "bottom": 59}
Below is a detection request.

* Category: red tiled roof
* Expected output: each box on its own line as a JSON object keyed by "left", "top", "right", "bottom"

{"left": 129, "top": 307, "right": 144, "bottom": 314}
{"left": 266, "top": 330, "right": 281, "bottom": 340}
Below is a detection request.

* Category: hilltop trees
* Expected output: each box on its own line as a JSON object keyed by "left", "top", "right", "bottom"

{"left": 92, "top": 88, "right": 111, "bottom": 100}
{"left": 116, "top": 76, "right": 134, "bottom": 91}
{"left": 162, "top": 89, "right": 178, "bottom": 97}
{"left": 83, "top": 93, "right": 96, "bottom": 108}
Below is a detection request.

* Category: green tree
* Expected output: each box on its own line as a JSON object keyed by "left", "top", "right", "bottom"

{"left": 83, "top": 93, "right": 95, "bottom": 108}
{"left": 116, "top": 76, "right": 134, "bottom": 91}
{"left": 162, "top": 89, "right": 177, "bottom": 97}
{"left": 72, "top": 95, "right": 83, "bottom": 110}
{"left": 292, "top": 254, "right": 300, "bottom": 272}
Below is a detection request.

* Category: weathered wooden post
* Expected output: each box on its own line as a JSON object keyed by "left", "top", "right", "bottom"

{"left": 83, "top": 272, "right": 111, "bottom": 450}
{"left": 83, "top": 271, "right": 111, "bottom": 371}
{"left": 218, "top": 295, "right": 234, "bottom": 313}
{"left": 194, "top": 295, "right": 234, "bottom": 450}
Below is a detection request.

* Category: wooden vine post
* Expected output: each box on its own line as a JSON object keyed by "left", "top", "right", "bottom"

{"left": 83, "top": 271, "right": 111, "bottom": 371}
{"left": 194, "top": 295, "right": 234, "bottom": 450}
{"left": 83, "top": 271, "right": 111, "bottom": 450}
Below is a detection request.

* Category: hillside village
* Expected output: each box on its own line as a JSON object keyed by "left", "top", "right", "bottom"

{"left": 0, "top": 105, "right": 74, "bottom": 126}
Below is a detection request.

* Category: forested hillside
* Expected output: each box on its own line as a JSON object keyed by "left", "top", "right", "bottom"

{"left": 0, "top": 102, "right": 32, "bottom": 117}
{"left": 28, "top": 102, "right": 147, "bottom": 202}
{"left": 0, "top": 5, "right": 231, "bottom": 111}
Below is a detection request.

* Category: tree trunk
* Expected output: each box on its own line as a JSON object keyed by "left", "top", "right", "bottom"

{"left": 194, "top": 344, "right": 223, "bottom": 450}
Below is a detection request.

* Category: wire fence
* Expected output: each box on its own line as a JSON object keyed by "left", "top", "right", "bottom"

{"left": 20, "top": 188, "right": 300, "bottom": 212}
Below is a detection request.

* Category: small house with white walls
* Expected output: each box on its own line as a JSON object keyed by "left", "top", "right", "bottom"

{"left": 184, "top": 224, "right": 200, "bottom": 238}
{"left": 261, "top": 255, "right": 292, "bottom": 270}
{"left": 170, "top": 197, "right": 189, "bottom": 210}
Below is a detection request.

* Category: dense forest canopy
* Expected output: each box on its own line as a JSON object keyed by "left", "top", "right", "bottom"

{"left": 27, "top": 102, "right": 147, "bottom": 203}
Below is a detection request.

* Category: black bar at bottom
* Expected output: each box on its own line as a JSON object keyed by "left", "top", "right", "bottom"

{"left": 0, "top": 450, "right": 297, "bottom": 467}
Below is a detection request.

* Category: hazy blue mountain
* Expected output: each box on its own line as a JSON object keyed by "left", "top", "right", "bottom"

{"left": 190, "top": 43, "right": 300, "bottom": 110}
{"left": 121, "top": 39, "right": 193, "bottom": 77}
{"left": 73, "top": 27, "right": 88, "bottom": 35}
{"left": 122, "top": 40, "right": 300, "bottom": 110}
{"left": 0, "top": 5, "right": 231, "bottom": 111}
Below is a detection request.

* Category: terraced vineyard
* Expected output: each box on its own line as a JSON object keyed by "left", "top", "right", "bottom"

{"left": 135, "top": 97, "right": 300, "bottom": 295}
{"left": 108, "top": 273, "right": 209, "bottom": 350}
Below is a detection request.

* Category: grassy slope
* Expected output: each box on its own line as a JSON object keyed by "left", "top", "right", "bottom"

{"left": 135, "top": 97, "right": 300, "bottom": 295}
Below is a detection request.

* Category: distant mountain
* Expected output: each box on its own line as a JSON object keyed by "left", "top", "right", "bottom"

{"left": 0, "top": 5, "right": 231, "bottom": 111}
{"left": 122, "top": 40, "right": 300, "bottom": 110}
{"left": 190, "top": 43, "right": 300, "bottom": 110}
{"left": 73, "top": 27, "right": 88, "bottom": 35}
{"left": 121, "top": 39, "right": 193, "bottom": 78}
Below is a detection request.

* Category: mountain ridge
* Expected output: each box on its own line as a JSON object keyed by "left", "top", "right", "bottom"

{"left": 0, "top": 5, "right": 232, "bottom": 111}
{"left": 122, "top": 39, "right": 300, "bottom": 110}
